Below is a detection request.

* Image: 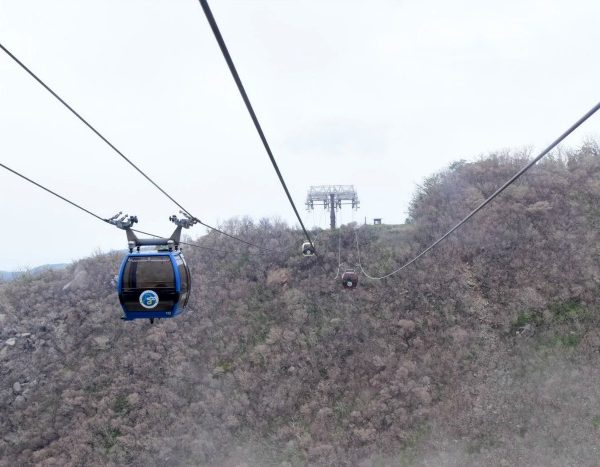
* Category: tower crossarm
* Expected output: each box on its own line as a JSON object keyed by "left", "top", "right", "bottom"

{"left": 305, "top": 185, "right": 360, "bottom": 229}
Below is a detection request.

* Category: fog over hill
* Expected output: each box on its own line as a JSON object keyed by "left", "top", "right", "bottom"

{"left": 2, "top": 144, "right": 600, "bottom": 466}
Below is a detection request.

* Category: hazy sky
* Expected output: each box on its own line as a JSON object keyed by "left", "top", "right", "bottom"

{"left": 1, "top": 0, "right": 599, "bottom": 270}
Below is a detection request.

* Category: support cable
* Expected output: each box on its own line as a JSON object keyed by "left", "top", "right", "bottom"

{"left": 0, "top": 162, "right": 258, "bottom": 256}
{"left": 197, "top": 0, "right": 315, "bottom": 251}
{"left": 355, "top": 100, "right": 600, "bottom": 280}
{"left": 0, "top": 162, "right": 107, "bottom": 223}
{"left": 0, "top": 41, "right": 273, "bottom": 253}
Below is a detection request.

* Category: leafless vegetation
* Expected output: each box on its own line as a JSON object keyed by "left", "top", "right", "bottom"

{"left": 2, "top": 143, "right": 600, "bottom": 466}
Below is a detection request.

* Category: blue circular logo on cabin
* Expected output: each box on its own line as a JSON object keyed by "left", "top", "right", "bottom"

{"left": 139, "top": 290, "right": 159, "bottom": 309}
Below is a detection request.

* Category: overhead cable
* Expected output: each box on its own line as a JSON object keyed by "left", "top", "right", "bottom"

{"left": 0, "top": 162, "right": 257, "bottom": 256}
{"left": 355, "top": 100, "right": 600, "bottom": 280}
{"left": 1, "top": 162, "right": 107, "bottom": 223}
{"left": 132, "top": 227, "right": 262, "bottom": 256}
{"left": 0, "top": 41, "right": 273, "bottom": 253}
{"left": 197, "top": 0, "right": 315, "bottom": 251}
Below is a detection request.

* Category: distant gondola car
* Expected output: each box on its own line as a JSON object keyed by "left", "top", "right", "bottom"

{"left": 302, "top": 241, "right": 315, "bottom": 257}
{"left": 342, "top": 269, "right": 358, "bottom": 289}
{"left": 109, "top": 212, "right": 196, "bottom": 323}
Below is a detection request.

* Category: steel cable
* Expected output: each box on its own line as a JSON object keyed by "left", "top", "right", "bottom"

{"left": 197, "top": 0, "right": 315, "bottom": 251}
{"left": 0, "top": 162, "right": 259, "bottom": 256}
{"left": 355, "top": 100, "right": 600, "bottom": 280}
{"left": 0, "top": 41, "right": 274, "bottom": 253}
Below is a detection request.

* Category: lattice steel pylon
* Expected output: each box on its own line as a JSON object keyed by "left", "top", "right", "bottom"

{"left": 306, "top": 185, "right": 359, "bottom": 230}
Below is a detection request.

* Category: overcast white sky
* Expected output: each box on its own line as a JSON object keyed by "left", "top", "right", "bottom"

{"left": 1, "top": 0, "right": 599, "bottom": 270}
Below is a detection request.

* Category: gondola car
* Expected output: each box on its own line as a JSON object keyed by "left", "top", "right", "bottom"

{"left": 109, "top": 212, "right": 196, "bottom": 322}
{"left": 342, "top": 269, "right": 358, "bottom": 289}
{"left": 117, "top": 250, "right": 190, "bottom": 321}
{"left": 302, "top": 241, "right": 315, "bottom": 257}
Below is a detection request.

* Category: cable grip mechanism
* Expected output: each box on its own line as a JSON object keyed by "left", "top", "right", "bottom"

{"left": 108, "top": 211, "right": 197, "bottom": 252}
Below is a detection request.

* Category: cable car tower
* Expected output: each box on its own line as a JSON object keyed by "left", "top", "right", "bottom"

{"left": 306, "top": 185, "right": 359, "bottom": 230}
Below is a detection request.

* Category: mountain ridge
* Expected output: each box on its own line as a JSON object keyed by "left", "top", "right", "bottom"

{"left": 0, "top": 263, "right": 69, "bottom": 282}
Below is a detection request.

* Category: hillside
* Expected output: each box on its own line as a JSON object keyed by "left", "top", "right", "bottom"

{"left": 2, "top": 144, "right": 600, "bottom": 466}
{"left": 0, "top": 264, "right": 69, "bottom": 282}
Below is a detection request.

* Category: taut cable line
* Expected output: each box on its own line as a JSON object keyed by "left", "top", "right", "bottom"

{"left": 0, "top": 41, "right": 274, "bottom": 253}
{"left": 356, "top": 100, "right": 600, "bottom": 280}
{"left": 0, "top": 162, "right": 260, "bottom": 256}
{"left": 197, "top": 0, "right": 315, "bottom": 251}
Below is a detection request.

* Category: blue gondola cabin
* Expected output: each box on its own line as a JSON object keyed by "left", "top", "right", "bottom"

{"left": 117, "top": 250, "right": 190, "bottom": 321}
